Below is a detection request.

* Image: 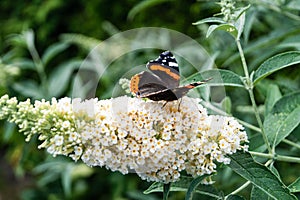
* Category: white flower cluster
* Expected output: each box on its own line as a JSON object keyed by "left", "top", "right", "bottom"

{"left": 0, "top": 95, "right": 248, "bottom": 183}
{"left": 72, "top": 96, "right": 248, "bottom": 183}
{"left": 218, "top": 0, "right": 236, "bottom": 22}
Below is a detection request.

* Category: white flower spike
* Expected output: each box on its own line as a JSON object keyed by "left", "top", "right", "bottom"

{"left": 0, "top": 94, "right": 248, "bottom": 183}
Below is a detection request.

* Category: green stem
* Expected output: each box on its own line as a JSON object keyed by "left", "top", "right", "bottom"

{"left": 201, "top": 101, "right": 227, "bottom": 116}
{"left": 249, "top": 151, "right": 300, "bottom": 163}
{"left": 236, "top": 39, "right": 272, "bottom": 153}
{"left": 236, "top": 40, "right": 249, "bottom": 79}
{"left": 226, "top": 158, "right": 274, "bottom": 198}
{"left": 237, "top": 119, "right": 261, "bottom": 133}
{"left": 227, "top": 181, "right": 251, "bottom": 197}
{"left": 248, "top": 89, "right": 270, "bottom": 144}
{"left": 195, "top": 191, "right": 221, "bottom": 199}
{"left": 163, "top": 183, "right": 170, "bottom": 200}
{"left": 27, "top": 40, "right": 48, "bottom": 94}
{"left": 283, "top": 139, "right": 300, "bottom": 150}
{"left": 264, "top": 159, "right": 273, "bottom": 167}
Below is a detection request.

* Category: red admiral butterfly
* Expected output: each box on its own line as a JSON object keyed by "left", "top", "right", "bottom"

{"left": 130, "top": 51, "right": 210, "bottom": 102}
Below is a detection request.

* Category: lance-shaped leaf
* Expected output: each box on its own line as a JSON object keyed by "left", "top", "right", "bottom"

{"left": 144, "top": 175, "right": 221, "bottom": 199}
{"left": 265, "top": 84, "right": 282, "bottom": 115}
{"left": 288, "top": 177, "right": 300, "bottom": 193}
{"left": 192, "top": 17, "right": 226, "bottom": 26}
{"left": 251, "top": 186, "right": 269, "bottom": 200}
{"left": 229, "top": 151, "right": 296, "bottom": 200}
{"left": 264, "top": 92, "right": 300, "bottom": 148}
{"left": 206, "top": 24, "right": 238, "bottom": 38}
{"left": 253, "top": 51, "right": 300, "bottom": 85}
{"left": 184, "top": 69, "right": 244, "bottom": 88}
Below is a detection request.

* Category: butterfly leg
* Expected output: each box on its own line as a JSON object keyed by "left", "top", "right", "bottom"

{"left": 177, "top": 98, "right": 183, "bottom": 112}
{"left": 162, "top": 101, "right": 169, "bottom": 108}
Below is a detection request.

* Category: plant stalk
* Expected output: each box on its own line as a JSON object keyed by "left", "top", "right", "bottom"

{"left": 249, "top": 151, "right": 300, "bottom": 163}
{"left": 236, "top": 39, "right": 272, "bottom": 153}
{"left": 283, "top": 139, "right": 300, "bottom": 150}
{"left": 163, "top": 183, "right": 170, "bottom": 200}
{"left": 227, "top": 181, "right": 251, "bottom": 197}
{"left": 27, "top": 39, "right": 48, "bottom": 95}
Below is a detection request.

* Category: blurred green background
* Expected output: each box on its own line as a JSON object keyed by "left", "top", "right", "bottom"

{"left": 1, "top": 0, "right": 300, "bottom": 199}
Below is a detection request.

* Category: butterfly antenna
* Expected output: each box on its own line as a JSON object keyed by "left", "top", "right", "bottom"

{"left": 190, "top": 77, "right": 213, "bottom": 87}
{"left": 203, "top": 77, "right": 213, "bottom": 82}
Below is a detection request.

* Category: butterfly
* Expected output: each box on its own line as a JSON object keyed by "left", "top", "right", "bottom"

{"left": 130, "top": 51, "right": 210, "bottom": 103}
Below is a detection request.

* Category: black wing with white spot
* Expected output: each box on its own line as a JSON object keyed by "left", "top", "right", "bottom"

{"left": 146, "top": 51, "right": 180, "bottom": 88}
{"left": 148, "top": 51, "right": 179, "bottom": 72}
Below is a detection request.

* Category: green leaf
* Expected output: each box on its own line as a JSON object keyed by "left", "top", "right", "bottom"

{"left": 185, "top": 174, "right": 210, "bottom": 200}
{"left": 206, "top": 24, "right": 238, "bottom": 38}
{"left": 42, "top": 42, "right": 70, "bottom": 65}
{"left": 235, "top": 12, "right": 245, "bottom": 40}
{"left": 3, "top": 122, "right": 16, "bottom": 142}
{"left": 12, "top": 80, "right": 43, "bottom": 98}
{"left": 144, "top": 176, "right": 221, "bottom": 199}
{"left": 206, "top": 25, "right": 218, "bottom": 38}
{"left": 243, "top": 8, "right": 256, "bottom": 44}
{"left": 70, "top": 76, "right": 89, "bottom": 98}
{"left": 14, "top": 58, "right": 35, "bottom": 70}
{"left": 102, "top": 21, "right": 120, "bottom": 35}
{"left": 222, "top": 27, "right": 300, "bottom": 67}
{"left": 269, "top": 163, "right": 281, "bottom": 180}
{"left": 287, "top": 0, "right": 300, "bottom": 10}
{"left": 200, "top": 5, "right": 249, "bottom": 39}
{"left": 253, "top": 51, "right": 300, "bottom": 85}
{"left": 192, "top": 17, "right": 226, "bottom": 25}
{"left": 61, "top": 33, "right": 101, "bottom": 51}
{"left": 62, "top": 164, "right": 72, "bottom": 198}
{"left": 288, "top": 177, "right": 300, "bottom": 193}
{"left": 128, "top": 0, "right": 173, "bottom": 20}
{"left": 264, "top": 92, "right": 300, "bottom": 148}
{"left": 229, "top": 151, "right": 296, "bottom": 200}
{"left": 265, "top": 84, "right": 282, "bottom": 115}
{"left": 144, "top": 182, "right": 164, "bottom": 194}
{"left": 235, "top": 4, "right": 251, "bottom": 21}
{"left": 48, "top": 60, "right": 82, "bottom": 97}
{"left": 127, "top": 191, "right": 157, "bottom": 200}
{"left": 184, "top": 69, "right": 244, "bottom": 87}
{"left": 227, "top": 194, "right": 245, "bottom": 200}
{"left": 7, "top": 33, "right": 27, "bottom": 47}
{"left": 221, "top": 96, "right": 232, "bottom": 114}
{"left": 251, "top": 186, "right": 270, "bottom": 200}
{"left": 22, "top": 29, "right": 35, "bottom": 50}
{"left": 33, "top": 160, "right": 65, "bottom": 186}
{"left": 249, "top": 134, "right": 266, "bottom": 152}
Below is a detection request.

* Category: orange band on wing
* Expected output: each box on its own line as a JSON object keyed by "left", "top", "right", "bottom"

{"left": 185, "top": 85, "right": 195, "bottom": 89}
{"left": 130, "top": 74, "right": 140, "bottom": 94}
{"left": 149, "top": 65, "right": 180, "bottom": 80}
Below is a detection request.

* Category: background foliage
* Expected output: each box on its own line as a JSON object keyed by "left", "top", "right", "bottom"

{"left": 0, "top": 0, "right": 300, "bottom": 199}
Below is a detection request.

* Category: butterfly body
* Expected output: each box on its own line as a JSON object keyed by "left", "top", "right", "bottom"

{"left": 130, "top": 51, "right": 209, "bottom": 102}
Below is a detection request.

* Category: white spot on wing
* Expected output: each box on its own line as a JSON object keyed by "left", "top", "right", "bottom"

{"left": 168, "top": 62, "right": 178, "bottom": 67}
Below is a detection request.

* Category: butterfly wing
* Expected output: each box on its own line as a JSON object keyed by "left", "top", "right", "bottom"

{"left": 171, "top": 79, "right": 211, "bottom": 99}
{"left": 130, "top": 71, "right": 168, "bottom": 97}
{"left": 130, "top": 51, "right": 211, "bottom": 101}
{"left": 146, "top": 51, "right": 180, "bottom": 89}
